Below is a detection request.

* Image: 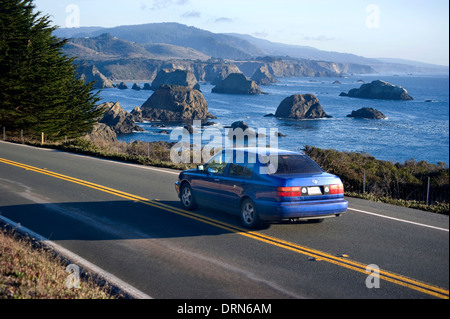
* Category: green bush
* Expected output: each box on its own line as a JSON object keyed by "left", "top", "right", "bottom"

{"left": 304, "top": 145, "right": 449, "bottom": 215}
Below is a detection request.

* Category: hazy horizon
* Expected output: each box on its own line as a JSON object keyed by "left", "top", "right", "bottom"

{"left": 35, "top": 0, "right": 449, "bottom": 67}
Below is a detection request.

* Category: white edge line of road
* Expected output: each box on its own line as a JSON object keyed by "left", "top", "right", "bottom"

{"left": 0, "top": 214, "right": 153, "bottom": 299}
{"left": 347, "top": 207, "right": 449, "bottom": 232}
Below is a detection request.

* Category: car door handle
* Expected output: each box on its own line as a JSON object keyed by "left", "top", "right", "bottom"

{"left": 214, "top": 178, "right": 220, "bottom": 182}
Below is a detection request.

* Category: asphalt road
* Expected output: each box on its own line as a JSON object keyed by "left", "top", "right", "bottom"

{"left": 0, "top": 141, "right": 448, "bottom": 299}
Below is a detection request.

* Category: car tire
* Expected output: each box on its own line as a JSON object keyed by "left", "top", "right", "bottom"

{"left": 180, "top": 183, "right": 198, "bottom": 210}
{"left": 240, "top": 198, "right": 260, "bottom": 229}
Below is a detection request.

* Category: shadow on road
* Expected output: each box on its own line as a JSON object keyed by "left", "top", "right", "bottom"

{"left": 0, "top": 199, "right": 260, "bottom": 242}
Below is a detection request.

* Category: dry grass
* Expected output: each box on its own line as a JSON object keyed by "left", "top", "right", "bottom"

{"left": 0, "top": 227, "right": 121, "bottom": 299}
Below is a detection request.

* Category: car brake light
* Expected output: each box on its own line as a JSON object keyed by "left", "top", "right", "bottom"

{"left": 329, "top": 183, "right": 344, "bottom": 194}
{"left": 277, "top": 187, "right": 302, "bottom": 197}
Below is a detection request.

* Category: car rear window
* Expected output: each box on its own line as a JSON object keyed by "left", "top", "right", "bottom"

{"left": 262, "top": 155, "right": 323, "bottom": 174}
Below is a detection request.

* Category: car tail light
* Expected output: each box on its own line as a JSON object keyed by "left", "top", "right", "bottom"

{"left": 277, "top": 187, "right": 302, "bottom": 197}
{"left": 329, "top": 183, "right": 344, "bottom": 194}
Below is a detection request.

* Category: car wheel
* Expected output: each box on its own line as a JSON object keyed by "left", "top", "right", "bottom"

{"left": 180, "top": 183, "right": 197, "bottom": 210}
{"left": 240, "top": 198, "right": 260, "bottom": 229}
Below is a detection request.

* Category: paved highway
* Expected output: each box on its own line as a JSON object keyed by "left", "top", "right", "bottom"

{"left": 0, "top": 141, "right": 448, "bottom": 299}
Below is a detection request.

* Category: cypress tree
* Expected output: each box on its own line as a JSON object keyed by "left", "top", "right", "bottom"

{"left": 0, "top": 0, "right": 102, "bottom": 139}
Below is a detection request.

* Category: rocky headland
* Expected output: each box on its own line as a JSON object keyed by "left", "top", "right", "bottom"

{"left": 83, "top": 123, "right": 118, "bottom": 143}
{"left": 205, "top": 64, "right": 243, "bottom": 85}
{"left": 84, "top": 102, "right": 144, "bottom": 142}
{"left": 251, "top": 66, "right": 278, "bottom": 85}
{"left": 77, "top": 64, "right": 114, "bottom": 89}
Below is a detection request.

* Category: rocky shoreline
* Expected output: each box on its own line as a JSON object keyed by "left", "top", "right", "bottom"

{"left": 85, "top": 74, "right": 417, "bottom": 146}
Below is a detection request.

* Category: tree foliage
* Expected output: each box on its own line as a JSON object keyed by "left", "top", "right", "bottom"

{"left": 0, "top": 0, "right": 102, "bottom": 139}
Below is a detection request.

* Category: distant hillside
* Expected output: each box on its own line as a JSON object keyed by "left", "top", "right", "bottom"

{"left": 143, "top": 43, "right": 210, "bottom": 61}
{"left": 58, "top": 23, "right": 264, "bottom": 60}
{"left": 56, "top": 22, "right": 448, "bottom": 76}
{"left": 227, "top": 33, "right": 449, "bottom": 74}
{"left": 226, "top": 33, "right": 378, "bottom": 65}
{"left": 65, "top": 33, "right": 210, "bottom": 61}
{"left": 66, "top": 33, "right": 151, "bottom": 60}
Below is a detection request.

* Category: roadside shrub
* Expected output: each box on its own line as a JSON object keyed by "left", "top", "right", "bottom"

{"left": 304, "top": 145, "right": 449, "bottom": 214}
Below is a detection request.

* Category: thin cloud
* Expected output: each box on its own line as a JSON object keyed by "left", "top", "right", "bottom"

{"left": 215, "top": 17, "right": 234, "bottom": 23}
{"left": 182, "top": 10, "right": 201, "bottom": 18}
{"left": 302, "top": 35, "right": 335, "bottom": 41}
{"left": 141, "top": 0, "right": 189, "bottom": 11}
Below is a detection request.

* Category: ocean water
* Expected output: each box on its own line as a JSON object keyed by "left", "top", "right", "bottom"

{"left": 98, "top": 74, "right": 449, "bottom": 166}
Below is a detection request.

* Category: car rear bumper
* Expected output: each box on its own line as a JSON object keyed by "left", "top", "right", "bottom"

{"left": 255, "top": 198, "right": 348, "bottom": 221}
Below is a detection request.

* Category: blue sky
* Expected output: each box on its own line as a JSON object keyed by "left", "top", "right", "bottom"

{"left": 34, "top": 0, "right": 449, "bottom": 66}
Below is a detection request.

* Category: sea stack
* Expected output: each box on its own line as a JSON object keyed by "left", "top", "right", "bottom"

{"left": 347, "top": 107, "right": 387, "bottom": 119}
{"left": 275, "top": 94, "right": 330, "bottom": 119}
{"left": 97, "top": 102, "right": 144, "bottom": 134}
{"left": 150, "top": 69, "right": 200, "bottom": 91}
{"left": 140, "top": 85, "right": 215, "bottom": 121}
{"left": 212, "top": 73, "right": 263, "bottom": 95}
{"left": 340, "top": 80, "right": 414, "bottom": 100}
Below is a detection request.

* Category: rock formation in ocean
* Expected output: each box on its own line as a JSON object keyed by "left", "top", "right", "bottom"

{"left": 140, "top": 85, "right": 215, "bottom": 122}
{"left": 116, "top": 82, "right": 128, "bottom": 90}
{"left": 212, "top": 73, "right": 262, "bottom": 95}
{"left": 347, "top": 107, "right": 387, "bottom": 119}
{"left": 226, "top": 120, "right": 265, "bottom": 138}
{"left": 275, "top": 94, "right": 330, "bottom": 119}
{"left": 339, "top": 80, "right": 414, "bottom": 100}
{"left": 150, "top": 69, "right": 200, "bottom": 91}
{"left": 97, "top": 102, "right": 144, "bottom": 134}
{"left": 130, "top": 106, "right": 143, "bottom": 122}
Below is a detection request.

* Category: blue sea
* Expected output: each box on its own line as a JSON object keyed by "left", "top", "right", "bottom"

{"left": 98, "top": 74, "right": 449, "bottom": 166}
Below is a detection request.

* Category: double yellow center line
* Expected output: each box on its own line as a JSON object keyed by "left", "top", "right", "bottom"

{"left": 0, "top": 156, "right": 448, "bottom": 299}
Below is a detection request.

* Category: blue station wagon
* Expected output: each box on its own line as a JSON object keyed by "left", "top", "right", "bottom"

{"left": 175, "top": 148, "right": 348, "bottom": 228}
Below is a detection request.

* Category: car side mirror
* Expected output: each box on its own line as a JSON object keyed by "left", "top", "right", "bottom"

{"left": 197, "top": 165, "right": 204, "bottom": 171}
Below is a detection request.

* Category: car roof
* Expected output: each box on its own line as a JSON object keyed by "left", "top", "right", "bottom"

{"left": 232, "top": 147, "right": 304, "bottom": 156}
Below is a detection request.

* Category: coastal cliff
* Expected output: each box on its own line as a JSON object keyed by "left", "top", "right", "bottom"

{"left": 65, "top": 27, "right": 376, "bottom": 85}
{"left": 76, "top": 57, "right": 371, "bottom": 84}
